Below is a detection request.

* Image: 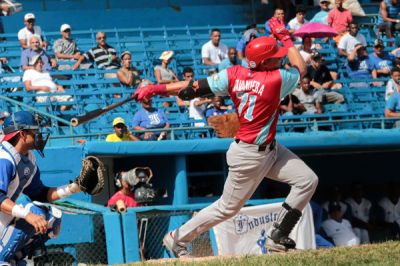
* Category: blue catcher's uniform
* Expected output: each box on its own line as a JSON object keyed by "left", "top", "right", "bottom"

{"left": 0, "top": 141, "right": 61, "bottom": 263}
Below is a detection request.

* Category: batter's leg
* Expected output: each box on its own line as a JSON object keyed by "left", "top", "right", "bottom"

{"left": 165, "top": 141, "right": 277, "bottom": 256}
{"left": 265, "top": 143, "right": 318, "bottom": 249}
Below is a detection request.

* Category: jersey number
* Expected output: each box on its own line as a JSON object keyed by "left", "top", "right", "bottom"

{"left": 238, "top": 93, "right": 257, "bottom": 121}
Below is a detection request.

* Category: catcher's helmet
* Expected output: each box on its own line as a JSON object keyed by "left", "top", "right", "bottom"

{"left": 2, "top": 111, "right": 40, "bottom": 141}
{"left": 245, "top": 36, "right": 287, "bottom": 69}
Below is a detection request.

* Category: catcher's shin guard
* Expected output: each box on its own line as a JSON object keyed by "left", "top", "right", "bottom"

{"left": 269, "top": 202, "right": 302, "bottom": 249}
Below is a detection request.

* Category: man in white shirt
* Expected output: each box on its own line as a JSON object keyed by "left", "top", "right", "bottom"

{"left": 22, "top": 55, "right": 72, "bottom": 110}
{"left": 288, "top": 6, "right": 309, "bottom": 42}
{"left": 322, "top": 201, "right": 360, "bottom": 247}
{"left": 17, "top": 13, "right": 47, "bottom": 50}
{"left": 338, "top": 21, "right": 367, "bottom": 57}
{"left": 189, "top": 98, "right": 212, "bottom": 127}
{"left": 378, "top": 183, "right": 400, "bottom": 239}
{"left": 345, "top": 183, "right": 372, "bottom": 244}
{"left": 201, "top": 28, "right": 228, "bottom": 66}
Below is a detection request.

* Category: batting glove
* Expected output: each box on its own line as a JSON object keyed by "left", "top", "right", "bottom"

{"left": 132, "top": 84, "right": 168, "bottom": 102}
{"left": 268, "top": 17, "right": 294, "bottom": 48}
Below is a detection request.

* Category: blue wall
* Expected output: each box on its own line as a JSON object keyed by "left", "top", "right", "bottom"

{"left": 2, "top": 0, "right": 263, "bottom": 33}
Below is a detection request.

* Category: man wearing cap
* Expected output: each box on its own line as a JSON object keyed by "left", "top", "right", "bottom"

{"left": 73, "top": 32, "right": 119, "bottom": 72}
{"left": 53, "top": 24, "right": 81, "bottom": 71}
{"left": 308, "top": 50, "right": 344, "bottom": 103}
{"left": 338, "top": 22, "right": 367, "bottom": 57}
{"left": 22, "top": 55, "right": 72, "bottom": 110}
{"left": 0, "top": 111, "right": 86, "bottom": 264}
{"left": 321, "top": 201, "right": 360, "bottom": 247}
{"left": 368, "top": 39, "right": 399, "bottom": 80}
{"left": 20, "top": 35, "right": 56, "bottom": 72}
{"left": 106, "top": 117, "right": 139, "bottom": 142}
{"left": 311, "top": 0, "right": 331, "bottom": 24}
{"left": 201, "top": 28, "right": 228, "bottom": 66}
{"left": 17, "top": 13, "right": 47, "bottom": 50}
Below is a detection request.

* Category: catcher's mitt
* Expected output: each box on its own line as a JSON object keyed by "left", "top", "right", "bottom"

{"left": 207, "top": 113, "right": 240, "bottom": 138}
{"left": 75, "top": 156, "right": 106, "bottom": 195}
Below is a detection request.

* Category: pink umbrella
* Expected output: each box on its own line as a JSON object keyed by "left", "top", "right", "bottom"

{"left": 293, "top": 22, "right": 338, "bottom": 38}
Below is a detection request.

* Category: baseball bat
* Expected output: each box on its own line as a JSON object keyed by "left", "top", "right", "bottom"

{"left": 70, "top": 96, "right": 134, "bottom": 127}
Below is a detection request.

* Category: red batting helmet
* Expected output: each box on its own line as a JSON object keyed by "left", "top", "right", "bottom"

{"left": 245, "top": 36, "right": 287, "bottom": 69}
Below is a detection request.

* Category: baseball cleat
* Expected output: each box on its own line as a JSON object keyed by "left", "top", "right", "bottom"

{"left": 162, "top": 231, "right": 191, "bottom": 258}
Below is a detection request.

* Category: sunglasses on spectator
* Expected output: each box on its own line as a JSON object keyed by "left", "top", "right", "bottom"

{"left": 63, "top": 29, "right": 71, "bottom": 33}
{"left": 27, "top": 19, "right": 35, "bottom": 23}
{"left": 97, "top": 36, "right": 106, "bottom": 40}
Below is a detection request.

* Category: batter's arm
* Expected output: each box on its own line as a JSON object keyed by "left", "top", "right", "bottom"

{"left": 287, "top": 46, "right": 307, "bottom": 78}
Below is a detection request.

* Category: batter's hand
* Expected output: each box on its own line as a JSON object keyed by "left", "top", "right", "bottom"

{"left": 268, "top": 17, "right": 290, "bottom": 42}
{"left": 25, "top": 213, "right": 48, "bottom": 234}
{"left": 133, "top": 84, "right": 167, "bottom": 102}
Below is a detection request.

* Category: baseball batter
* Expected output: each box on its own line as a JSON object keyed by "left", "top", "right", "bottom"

{"left": 134, "top": 18, "right": 318, "bottom": 257}
{"left": 0, "top": 111, "right": 85, "bottom": 264}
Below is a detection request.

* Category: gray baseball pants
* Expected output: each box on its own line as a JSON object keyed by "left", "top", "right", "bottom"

{"left": 175, "top": 140, "right": 318, "bottom": 245}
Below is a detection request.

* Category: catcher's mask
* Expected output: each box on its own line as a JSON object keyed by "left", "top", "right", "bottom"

{"left": 2, "top": 111, "right": 49, "bottom": 157}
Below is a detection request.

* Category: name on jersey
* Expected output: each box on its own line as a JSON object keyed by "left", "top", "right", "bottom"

{"left": 232, "top": 79, "right": 264, "bottom": 96}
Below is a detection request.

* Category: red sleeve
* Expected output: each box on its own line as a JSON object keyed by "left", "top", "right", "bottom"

{"left": 327, "top": 10, "right": 333, "bottom": 26}
{"left": 107, "top": 193, "right": 119, "bottom": 207}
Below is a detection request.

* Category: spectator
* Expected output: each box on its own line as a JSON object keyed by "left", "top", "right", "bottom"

{"left": 288, "top": 6, "right": 308, "bottom": 42}
{"left": 377, "top": 0, "right": 400, "bottom": 38}
{"left": 385, "top": 79, "right": 400, "bottom": 121}
{"left": 338, "top": 21, "right": 367, "bottom": 57}
{"left": 154, "top": 50, "right": 179, "bottom": 84}
{"left": 346, "top": 44, "right": 371, "bottom": 84}
{"left": 21, "top": 36, "right": 56, "bottom": 72}
{"left": 17, "top": 13, "right": 47, "bottom": 50}
{"left": 236, "top": 28, "right": 257, "bottom": 59}
{"left": 322, "top": 186, "right": 350, "bottom": 219}
{"left": 328, "top": 0, "right": 353, "bottom": 43}
{"left": 368, "top": 39, "right": 396, "bottom": 80}
{"left": 377, "top": 183, "right": 400, "bottom": 239}
{"left": 0, "top": 0, "right": 11, "bottom": 37}
{"left": 218, "top": 47, "right": 242, "bottom": 71}
{"left": 265, "top": 8, "right": 289, "bottom": 36}
{"left": 132, "top": 100, "right": 170, "bottom": 141}
{"left": 310, "top": 201, "right": 334, "bottom": 248}
{"left": 205, "top": 96, "right": 230, "bottom": 119}
{"left": 117, "top": 51, "right": 142, "bottom": 87}
{"left": 176, "top": 67, "right": 194, "bottom": 108}
{"left": 299, "top": 37, "right": 318, "bottom": 65}
{"left": 293, "top": 76, "right": 323, "bottom": 114}
{"left": 0, "top": 111, "right": 9, "bottom": 137}
{"left": 53, "top": 24, "right": 81, "bottom": 70}
{"left": 310, "top": 0, "right": 331, "bottom": 24}
{"left": 73, "top": 32, "right": 120, "bottom": 76}
{"left": 308, "top": 50, "right": 345, "bottom": 104}
{"left": 385, "top": 67, "right": 400, "bottom": 101}
{"left": 201, "top": 28, "right": 228, "bottom": 66}
{"left": 345, "top": 183, "right": 372, "bottom": 244}
{"left": 107, "top": 171, "right": 140, "bottom": 208}
{"left": 22, "top": 55, "right": 72, "bottom": 111}
{"left": 106, "top": 117, "right": 139, "bottom": 142}
{"left": 189, "top": 97, "right": 212, "bottom": 127}
{"left": 280, "top": 93, "right": 304, "bottom": 116}
{"left": 321, "top": 201, "right": 360, "bottom": 247}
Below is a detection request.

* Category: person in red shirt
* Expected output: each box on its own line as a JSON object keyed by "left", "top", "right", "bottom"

{"left": 328, "top": 0, "right": 353, "bottom": 43}
{"left": 133, "top": 18, "right": 318, "bottom": 257}
{"left": 107, "top": 171, "right": 140, "bottom": 208}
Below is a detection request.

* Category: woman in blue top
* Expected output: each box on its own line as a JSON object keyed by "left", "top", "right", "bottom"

{"left": 378, "top": 0, "right": 400, "bottom": 38}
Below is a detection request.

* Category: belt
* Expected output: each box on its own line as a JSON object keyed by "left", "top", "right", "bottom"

{"left": 234, "top": 139, "right": 276, "bottom": 152}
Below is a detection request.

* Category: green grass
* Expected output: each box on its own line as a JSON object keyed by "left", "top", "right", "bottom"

{"left": 125, "top": 241, "right": 400, "bottom": 266}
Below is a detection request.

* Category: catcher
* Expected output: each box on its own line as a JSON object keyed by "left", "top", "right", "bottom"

{"left": 0, "top": 111, "right": 105, "bottom": 264}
